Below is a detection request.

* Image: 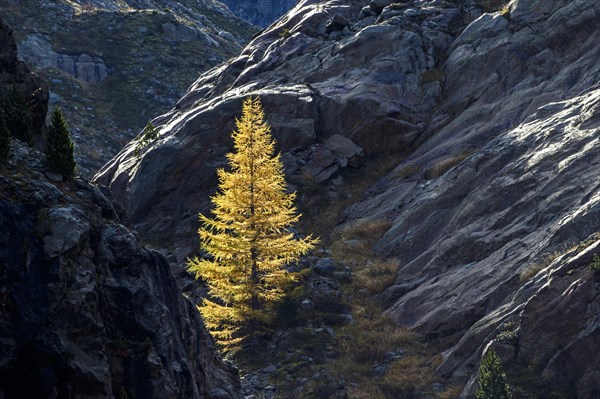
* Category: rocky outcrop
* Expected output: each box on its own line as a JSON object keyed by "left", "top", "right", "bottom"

{"left": 0, "top": 17, "right": 48, "bottom": 141}
{"left": 440, "top": 240, "right": 600, "bottom": 398}
{"left": 350, "top": 0, "right": 600, "bottom": 395}
{"left": 94, "top": 0, "right": 599, "bottom": 396}
{"left": 18, "top": 34, "right": 109, "bottom": 83}
{"left": 1, "top": 0, "right": 256, "bottom": 176}
{"left": 0, "top": 141, "right": 241, "bottom": 398}
{"left": 221, "top": 0, "right": 297, "bottom": 27}
{"left": 94, "top": 0, "right": 461, "bottom": 256}
{"left": 368, "top": 87, "right": 600, "bottom": 397}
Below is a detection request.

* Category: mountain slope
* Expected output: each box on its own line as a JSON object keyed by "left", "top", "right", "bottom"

{"left": 94, "top": 0, "right": 600, "bottom": 396}
{"left": 0, "top": 142, "right": 242, "bottom": 399}
{"left": 0, "top": 0, "right": 255, "bottom": 176}
{"left": 0, "top": 18, "right": 240, "bottom": 398}
{"left": 94, "top": 0, "right": 450, "bottom": 257}
{"left": 221, "top": 0, "right": 296, "bottom": 27}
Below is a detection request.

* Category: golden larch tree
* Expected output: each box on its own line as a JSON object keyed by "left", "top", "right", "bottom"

{"left": 187, "top": 97, "right": 317, "bottom": 350}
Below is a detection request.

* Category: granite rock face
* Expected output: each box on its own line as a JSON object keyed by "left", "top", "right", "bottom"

{"left": 0, "top": 34, "right": 240, "bottom": 395}
{"left": 221, "top": 0, "right": 297, "bottom": 27}
{"left": 369, "top": 87, "right": 600, "bottom": 397}
{"left": 18, "top": 34, "right": 109, "bottom": 83}
{"left": 95, "top": 0, "right": 463, "bottom": 255}
{"left": 0, "top": 141, "right": 241, "bottom": 399}
{"left": 95, "top": 0, "right": 600, "bottom": 396}
{"left": 442, "top": 241, "right": 600, "bottom": 398}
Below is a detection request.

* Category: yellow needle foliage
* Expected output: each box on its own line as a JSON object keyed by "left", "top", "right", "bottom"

{"left": 187, "top": 97, "right": 318, "bottom": 351}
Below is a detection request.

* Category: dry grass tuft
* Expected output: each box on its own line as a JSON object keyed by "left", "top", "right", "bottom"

{"left": 297, "top": 152, "right": 403, "bottom": 243}
{"left": 437, "top": 384, "right": 465, "bottom": 399}
{"left": 519, "top": 249, "right": 567, "bottom": 284}
{"left": 519, "top": 234, "right": 600, "bottom": 283}
{"left": 518, "top": 261, "right": 547, "bottom": 284}
{"left": 336, "top": 218, "right": 393, "bottom": 241}
{"left": 425, "top": 149, "right": 477, "bottom": 179}
{"left": 356, "top": 259, "right": 399, "bottom": 295}
{"left": 391, "top": 163, "right": 423, "bottom": 179}
{"left": 381, "top": 353, "right": 442, "bottom": 390}
{"left": 330, "top": 218, "right": 392, "bottom": 265}
{"left": 344, "top": 349, "right": 446, "bottom": 399}
{"left": 421, "top": 68, "right": 444, "bottom": 84}
{"left": 337, "top": 305, "right": 414, "bottom": 364}
{"left": 499, "top": 5, "right": 511, "bottom": 18}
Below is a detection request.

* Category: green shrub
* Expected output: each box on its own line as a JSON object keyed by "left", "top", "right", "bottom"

{"left": 279, "top": 28, "right": 291, "bottom": 38}
{"left": 134, "top": 122, "right": 160, "bottom": 157}
{"left": 45, "top": 107, "right": 76, "bottom": 178}
{"left": 590, "top": 254, "right": 600, "bottom": 271}
{"left": 425, "top": 149, "right": 477, "bottom": 179}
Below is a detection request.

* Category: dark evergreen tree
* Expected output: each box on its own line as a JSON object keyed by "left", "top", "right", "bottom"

{"left": 0, "top": 109, "right": 10, "bottom": 161}
{"left": 0, "top": 87, "right": 33, "bottom": 146}
{"left": 45, "top": 107, "right": 76, "bottom": 177}
{"left": 477, "top": 347, "right": 512, "bottom": 399}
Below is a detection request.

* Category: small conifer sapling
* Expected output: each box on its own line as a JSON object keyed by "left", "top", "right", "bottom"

{"left": 187, "top": 97, "right": 318, "bottom": 351}
{"left": 477, "top": 347, "right": 512, "bottom": 399}
{"left": 46, "top": 107, "right": 76, "bottom": 178}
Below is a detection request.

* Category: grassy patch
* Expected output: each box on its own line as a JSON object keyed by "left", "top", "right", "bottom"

{"left": 391, "top": 163, "right": 423, "bottom": 179}
{"left": 521, "top": 234, "right": 600, "bottom": 282}
{"left": 337, "top": 307, "right": 413, "bottom": 364}
{"left": 330, "top": 218, "right": 392, "bottom": 266}
{"left": 325, "top": 246, "right": 448, "bottom": 398}
{"left": 425, "top": 148, "right": 477, "bottom": 179}
{"left": 420, "top": 68, "right": 444, "bottom": 84}
{"left": 297, "top": 153, "right": 400, "bottom": 241}
{"left": 378, "top": 354, "right": 442, "bottom": 392}
{"left": 355, "top": 259, "right": 398, "bottom": 295}
{"left": 518, "top": 260, "right": 550, "bottom": 284}
{"left": 437, "top": 385, "right": 466, "bottom": 399}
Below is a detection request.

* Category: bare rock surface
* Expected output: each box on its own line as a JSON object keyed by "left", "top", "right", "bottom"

{"left": 94, "top": 0, "right": 600, "bottom": 396}
{"left": 94, "top": 0, "right": 465, "bottom": 254}
{"left": 221, "top": 0, "right": 297, "bottom": 27}
{"left": 368, "top": 87, "right": 600, "bottom": 396}
{"left": 444, "top": 240, "right": 600, "bottom": 398}
{"left": 348, "top": 0, "right": 600, "bottom": 395}
{"left": 0, "top": 140, "right": 241, "bottom": 398}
